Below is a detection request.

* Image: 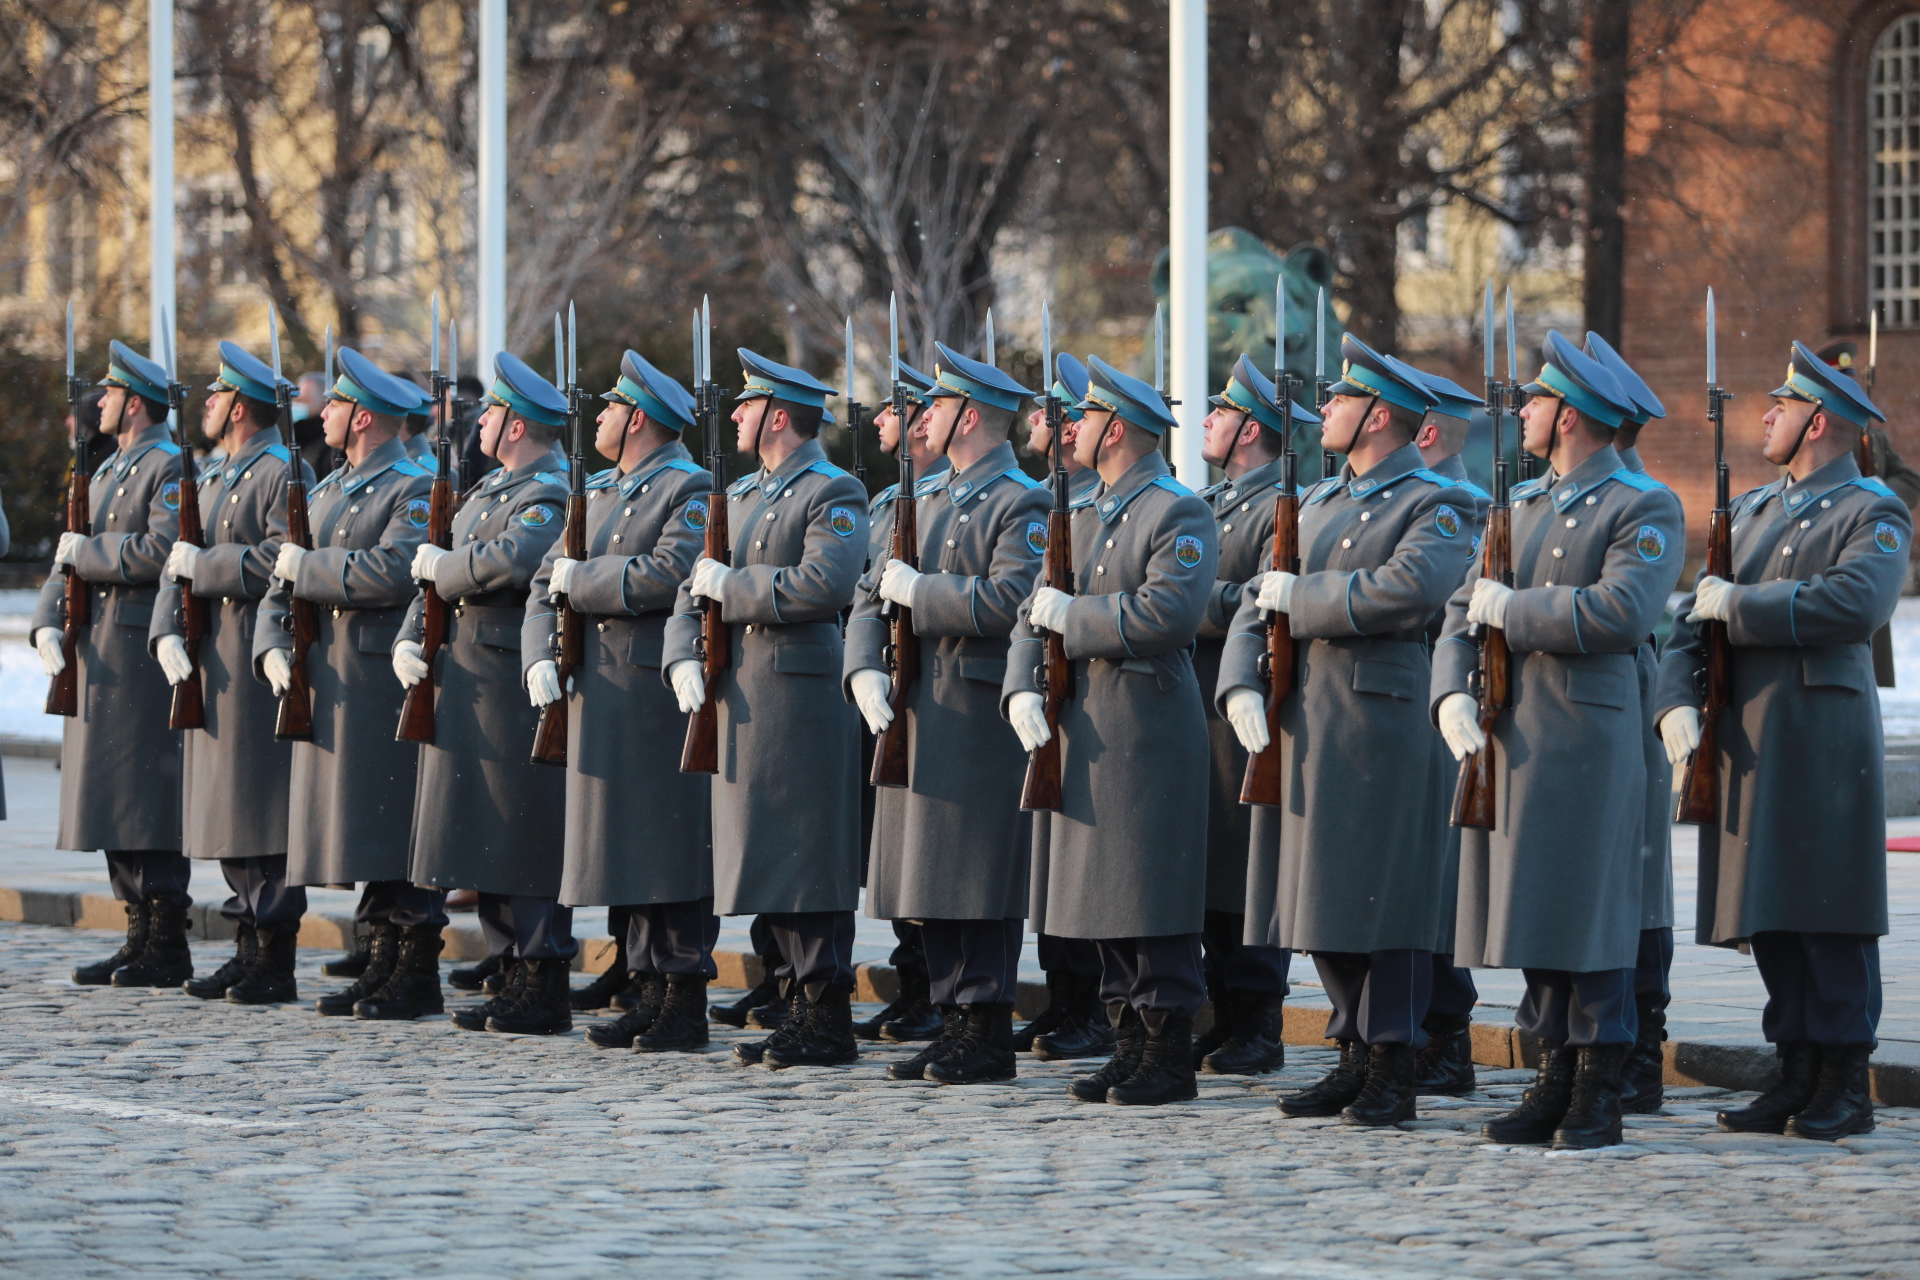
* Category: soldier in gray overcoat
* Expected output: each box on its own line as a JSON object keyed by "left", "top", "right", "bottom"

{"left": 1218, "top": 338, "right": 1482, "bottom": 1126}
{"left": 254, "top": 346, "right": 445, "bottom": 1017}
{"left": 1433, "top": 331, "right": 1685, "bottom": 1149}
{"left": 152, "top": 342, "right": 311, "bottom": 1004}
{"left": 1003, "top": 355, "right": 1216, "bottom": 1107}
{"left": 397, "top": 352, "right": 572, "bottom": 1035}
{"left": 664, "top": 349, "right": 867, "bottom": 1069}
{"left": 847, "top": 343, "right": 1048, "bottom": 1085}
{"left": 33, "top": 342, "right": 189, "bottom": 988}
{"left": 1189, "top": 355, "right": 1318, "bottom": 1077}
{"left": 525, "top": 349, "right": 715, "bottom": 1052}
{"left": 1656, "top": 342, "right": 1908, "bottom": 1142}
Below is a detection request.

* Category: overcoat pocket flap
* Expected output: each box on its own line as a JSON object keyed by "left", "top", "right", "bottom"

{"left": 1564, "top": 666, "right": 1629, "bottom": 708}
{"left": 355, "top": 625, "right": 400, "bottom": 654}
{"left": 1351, "top": 658, "right": 1421, "bottom": 699}
{"left": 113, "top": 597, "right": 154, "bottom": 628}
{"left": 772, "top": 643, "right": 833, "bottom": 675}
{"left": 474, "top": 619, "right": 521, "bottom": 651}
{"left": 1802, "top": 652, "right": 1870, "bottom": 692}
{"left": 959, "top": 655, "right": 1007, "bottom": 684}
{"left": 627, "top": 629, "right": 664, "bottom": 669}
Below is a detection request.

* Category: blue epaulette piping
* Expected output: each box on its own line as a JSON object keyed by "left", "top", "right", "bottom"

{"left": 1852, "top": 476, "right": 1899, "bottom": 499}
{"left": 264, "top": 444, "right": 291, "bottom": 463}
{"left": 805, "top": 459, "right": 850, "bottom": 480}
{"left": 1150, "top": 474, "right": 1195, "bottom": 497}
{"left": 1613, "top": 468, "right": 1663, "bottom": 492}
{"left": 585, "top": 468, "right": 617, "bottom": 490}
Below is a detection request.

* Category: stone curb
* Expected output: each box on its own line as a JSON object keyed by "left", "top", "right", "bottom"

{"left": 7, "top": 885, "right": 1917, "bottom": 1109}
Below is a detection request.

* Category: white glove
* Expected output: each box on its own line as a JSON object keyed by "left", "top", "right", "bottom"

{"left": 526, "top": 658, "right": 562, "bottom": 708}
{"left": 411, "top": 543, "right": 448, "bottom": 583}
{"left": 1688, "top": 575, "right": 1734, "bottom": 624}
{"left": 1224, "top": 686, "right": 1270, "bottom": 754}
{"left": 54, "top": 531, "right": 84, "bottom": 567}
{"left": 849, "top": 668, "right": 894, "bottom": 734}
{"left": 1437, "top": 691, "right": 1486, "bottom": 762}
{"left": 33, "top": 627, "right": 65, "bottom": 677}
{"left": 274, "top": 543, "right": 306, "bottom": 584}
{"left": 156, "top": 634, "right": 193, "bottom": 686}
{"left": 688, "top": 557, "right": 731, "bottom": 602}
{"left": 262, "top": 647, "right": 293, "bottom": 696}
{"left": 1467, "top": 579, "right": 1513, "bottom": 629}
{"left": 879, "top": 559, "right": 922, "bottom": 609}
{"left": 1028, "top": 586, "right": 1072, "bottom": 634}
{"left": 669, "top": 658, "right": 706, "bottom": 714}
{"left": 165, "top": 541, "right": 199, "bottom": 582}
{"left": 1658, "top": 705, "right": 1702, "bottom": 767}
{"left": 548, "top": 557, "right": 579, "bottom": 601}
{"left": 1009, "top": 690, "right": 1051, "bottom": 752}
{"left": 1254, "top": 571, "right": 1296, "bottom": 615}
{"left": 392, "top": 639, "right": 428, "bottom": 689}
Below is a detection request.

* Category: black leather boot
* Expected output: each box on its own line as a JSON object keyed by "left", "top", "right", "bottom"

{"left": 1203, "top": 992, "right": 1286, "bottom": 1075}
{"left": 1277, "top": 1040, "right": 1368, "bottom": 1117}
{"left": 112, "top": 898, "right": 194, "bottom": 987}
{"left": 451, "top": 956, "right": 521, "bottom": 1030}
{"left": 321, "top": 925, "right": 372, "bottom": 978}
{"left": 315, "top": 923, "right": 398, "bottom": 1016}
{"left": 1717, "top": 1041, "right": 1820, "bottom": 1133}
{"left": 1482, "top": 1041, "right": 1575, "bottom": 1144}
{"left": 746, "top": 982, "right": 794, "bottom": 1030}
{"left": 185, "top": 925, "right": 256, "bottom": 1000}
{"left": 75, "top": 903, "right": 148, "bottom": 985}
{"left": 570, "top": 942, "right": 634, "bottom": 1011}
{"left": 878, "top": 968, "right": 943, "bottom": 1042}
{"left": 1343, "top": 1042, "right": 1418, "bottom": 1125}
{"left": 226, "top": 926, "right": 298, "bottom": 1004}
{"left": 1785, "top": 1044, "right": 1876, "bottom": 1141}
{"left": 449, "top": 953, "right": 502, "bottom": 992}
{"left": 1619, "top": 995, "right": 1667, "bottom": 1114}
{"left": 354, "top": 925, "right": 446, "bottom": 1021}
{"left": 711, "top": 969, "right": 782, "bottom": 1029}
{"left": 1069, "top": 1003, "right": 1143, "bottom": 1102}
{"left": 766, "top": 983, "right": 859, "bottom": 1068}
{"left": 1412, "top": 1013, "right": 1476, "bottom": 1096}
{"left": 585, "top": 976, "right": 668, "bottom": 1047}
{"left": 1108, "top": 1010, "right": 1198, "bottom": 1105}
{"left": 735, "top": 982, "right": 810, "bottom": 1064}
{"left": 853, "top": 960, "right": 927, "bottom": 1040}
{"left": 1191, "top": 982, "right": 1233, "bottom": 1067}
{"left": 1035, "top": 974, "right": 1119, "bottom": 1061}
{"left": 929, "top": 1005, "right": 1019, "bottom": 1084}
{"left": 637, "top": 974, "right": 711, "bottom": 1053}
{"left": 1012, "top": 971, "right": 1071, "bottom": 1053}
{"left": 887, "top": 1007, "right": 966, "bottom": 1080}
{"left": 1551, "top": 1043, "right": 1629, "bottom": 1149}
{"left": 486, "top": 957, "right": 574, "bottom": 1035}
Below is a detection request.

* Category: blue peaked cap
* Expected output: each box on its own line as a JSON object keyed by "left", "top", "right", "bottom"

{"left": 1033, "top": 352, "right": 1090, "bottom": 421}
{"left": 1389, "top": 356, "right": 1483, "bottom": 421}
{"left": 603, "top": 349, "right": 695, "bottom": 433}
{"left": 1521, "top": 331, "right": 1633, "bottom": 430}
{"left": 1773, "top": 339, "right": 1885, "bottom": 426}
{"left": 1083, "top": 354, "right": 1177, "bottom": 436}
{"left": 332, "top": 346, "right": 427, "bottom": 419}
{"left": 1326, "top": 334, "right": 1436, "bottom": 414}
{"left": 208, "top": 341, "right": 287, "bottom": 405}
{"left": 1208, "top": 353, "right": 1321, "bottom": 435}
{"left": 486, "top": 351, "right": 568, "bottom": 428}
{"left": 734, "top": 348, "right": 838, "bottom": 409}
{"left": 1583, "top": 332, "right": 1665, "bottom": 424}
{"left": 928, "top": 342, "right": 1036, "bottom": 413}
{"left": 101, "top": 340, "right": 170, "bottom": 403}
{"left": 882, "top": 358, "right": 936, "bottom": 408}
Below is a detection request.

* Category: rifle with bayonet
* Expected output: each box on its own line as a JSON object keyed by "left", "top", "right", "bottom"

{"left": 1677, "top": 288, "right": 1732, "bottom": 825}
{"left": 846, "top": 314, "right": 868, "bottom": 491}
{"left": 1452, "top": 281, "right": 1513, "bottom": 830}
{"left": 1021, "top": 300, "right": 1073, "bottom": 811}
{"left": 533, "top": 305, "right": 584, "bottom": 765}
{"left": 46, "top": 301, "right": 89, "bottom": 718}
{"left": 271, "top": 305, "right": 316, "bottom": 741}
{"left": 399, "top": 294, "right": 453, "bottom": 744}
{"left": 681, "top": 298, "right": 729, "bottom": 774}
{"left": 160, "top": 314, "right": 207, "bottom": 729}
{"left": 870, "top": 294, "right": 919, "bottom": 788}
{"left": 1240, "top": 278, "right": 1301, "bottom": 806}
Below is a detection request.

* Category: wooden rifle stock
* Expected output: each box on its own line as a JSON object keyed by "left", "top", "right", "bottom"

{"left": 870, "top": 478, "right": 919, "bottom": 788}
{"left": 274, "top": 474, "right": 317, "bottom": 741}
{"left": 46, "top": 410, "right": 90, "bottom": 718}
{"left": 679, "top": 479, "right": 729, "bottom": 774}
{"left": 1450, "top": 504, "right": 1511, "bottom": 829}
{"left": 532, "top": 486, "right": 588, "bottom": 764}
{"left": 167, "top": 399, "right": 208, "bottom": 730}
{"left": 397, "top": 445, "right": 454, "bottom": 745}
{"left": 1239, "top": 486, "right": 1299, "bottom": 806}
{"left": 1019, "top": 505, "right": 1074, "bottom": 811}
{"left": 1675, "top": 506, "right": 1731, "bottom": 824}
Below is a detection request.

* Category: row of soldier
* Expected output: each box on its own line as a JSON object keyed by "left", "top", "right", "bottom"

{"left": 35, "top": 310, "right": 1902, "bottom": 1150}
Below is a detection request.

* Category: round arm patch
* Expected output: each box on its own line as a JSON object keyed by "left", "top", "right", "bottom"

{"left": 1635, "top": 525, "right": 1667, "bottom": 562}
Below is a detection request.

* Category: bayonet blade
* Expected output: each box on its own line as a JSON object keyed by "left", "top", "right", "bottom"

{"left": 553, "top": 313, "right": 564, "bottom": 388}
{"left": 448, "top": 319, "right": 458, "bottom": 389}
{"left": 889, "top": 293, "right": 899, "bottom": 386}
{"left": 1154, "top": 303, "right": 1166, "bottom": 393}
{"left": 844, "top": 315, "right": 854, "bottom": 403}
{"left": 430, "top": 291, "right": 440, "bottom": 375}
{"left": 65, "top": 299, "right": 74, "bottom": 379}
{"left": 692, "top": 310, "right": 701, "bottom": 386}
{"left": 1041, "top": 301, "right": 1052, "bottom": 388}
{"left": 1274, "top": 278, "right": 1285, "bottom": 382}
{"left": 1870, "top": 302, "right": 1879, "bottom": 375}
{"left": 985, "top": 308, "right": 996, "bottom": 366}
{"left": 269, "top": 303, "right": 282, "bottom": 383}
{"left": 160, "top": 305, "right": 175, "bottom": 382}
{"left": 1504, "top": 288, "right": 1517, "bottom": 384}
{"left": 1315, "top": 287, "right": 1326, "bottom": 382}
{"left": 1484, "top": 280, "right": 1496, "bottom": 381}
{"left": 701, "top": 295, "right": 711, "bottom": 387}
{"left": 568, "top": 301, "right": 577, "bottom": 388}
{"left": 1706, "top": 287, "right": 1717, "bottom": 387}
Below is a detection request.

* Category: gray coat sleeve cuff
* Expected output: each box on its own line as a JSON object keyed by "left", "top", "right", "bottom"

{"left": 1500, "top": 586, "right": 1584, "bottom": 654}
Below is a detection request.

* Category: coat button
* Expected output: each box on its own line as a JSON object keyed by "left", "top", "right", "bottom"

{"left": 765, "top": 512, "right": 776, "bottom": 521}
{"left": 230, "top": 495, "right": 239, "bottom": 504}
{"left": 1544, "top": 580, "right": 1554, "bottom": 587}
{"left": 1565, "top": 517, "right": 1578, "bottom": 528}
{"left": 1800, "top": 520, "right": 1810, "bottom": 529}
{"left": 1341, "top": 538, "right": 1352, "bottom": 548}
{"left": 1106, "top": 538, "right": 1115, "bottom": 548}
{"left": 1241, "top": 502, "right": 1250, "bottom": 512}
{"left": 744, "top": 624, "right": 754, "bottom": 634}
{"left": 1552, "top": 548, "right": 1564, "bottom": 558}
{"left": 351, "top": 505, "right": 360, "bottom": 513}
{"left": 947, "top": 539, "right": 957, "bottom": 547}
{"left": 116, "top": 486, "right": 125, "bottom": 495}
{"left": 754, "top": 540, "right": 763, "bottom": 550}
{"left": 625, "top": 507, "right": 634, "bottom": 516}
{"left": 640, "top": 486, "right": 649, "bottom": 494}
{"left": 1360, "top": 511, "right": 1371, "bottom": 521}
{"left": 959, "top": 514, "right": 970, "bottom": 523}
{"left": 333, "top": 607, "right": 343, "bottom": 617}
{"left": 1782, "top": 546, "right": 1794, "bottom": 556}
{"left": 598, "top": 622, "right": 608, "bottom": 632}
{"left": 1821, "top": 499, "right": 1832, "bottom": 509}
{"left": 243, "top": 470, "right": 252, "bottom": 479}
{"left": 612, "top": 534, "right": 622, "bottom": 543}
{"left": 1121, "top": 513, "right": 1129, "bottom": 522}
{"left": 1096, "top": 565, "right": 1105, "bottom": 574}
{"left": 108, "top": 512, "right": 116, "bottom": 521}
{"left": 1586, "top": 495, "right": 1597, "bottom": 505}
{"left": 1223, "top": 523, "right": 1233, "bottom": 533}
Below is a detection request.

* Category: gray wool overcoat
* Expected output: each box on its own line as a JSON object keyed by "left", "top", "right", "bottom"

{"left": 1617, "top": 445, "right": 1676, "bottom": 933}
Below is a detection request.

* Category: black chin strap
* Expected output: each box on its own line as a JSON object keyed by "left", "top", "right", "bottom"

{"left": 937, "top": 397, "right": 971, "bottom": 459}
{"left": 1784, "top": 399, "right": 1821, "bottom": 469}
{"left": 750, "top": 397, "right": 772, "bottom": 469}
{"left": 1339, "top": 396, "right": 1377, "bottom": 460}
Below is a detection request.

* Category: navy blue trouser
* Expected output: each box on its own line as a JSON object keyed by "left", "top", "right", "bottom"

{"left": 217, "top": 855, "right": 307, "bottom": 929}
{"left": 354, "top": 880, "right": 448, "bottom": 930}
{"left": 1096, "top": 934, "right": 1207, "bottom": 1017}
{"left": 887, "top": 919, "right": 925, "bottom": 972}
{"left": 105, "top": 850, "right": 191, "bottom": 906}
{"left": 1635, "top": 926, "right": 1674, "bottom": 1007}
{"left": 1314, "top": 949, "right": 1434, "bottom": 1047}
{"left": 1517, "top": 967, "right": 1637, "bottom": 1047}
{"left": 764, "top": 910, "right": 856, "bottom": 989}
{"left": 1428, "top": 954, "right": 1479, "bottom": 1019}
{"left": 1037, "top": 932, "right": 1102, "bottom": 979}
{"left": 622, "top": 898, "right": 719, "bottom": 979}
{"left": 920, "top": 918, "right": 1023, "bottom": 1006}
{"left": 1202, "top": 909, "right": 1291, "bottom": 996}
{"left": 749, "top": 914, "right": 785, "bottom": 970}
{"left": 476, "top": 893, "right": 577, "bottom": 961}
{"left": 1750, "top": 931, "right": 1881, "bottom": 1046}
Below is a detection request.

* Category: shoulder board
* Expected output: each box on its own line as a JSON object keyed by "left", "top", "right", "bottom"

{"left": 585, "top": 468, "right": 618, "bottom": 490}
{"left": 1406, "top": 467, "right": 1454, "bottom": 488}
{"left": 726, "top": 473, "right": 760, "bottom": 497}
{"left": 1068, "top": 491, "right": 1099, "bottom": 510}
{"left": 1509, "top": 476, "right": 1550, "bottom": 501}
{"left": 1456, "top": 480, "right": 1491, "bottom": 502}
{"left": 912, "top": 474, "right": 948, "bottom": 497}
{"left": 1611, "top": 469, "right": 1664, "bottom": 492}
{"left": 153, "top": 440, "right": 182, "bottom": 457}
{"left": 264, "top": 444, "right": 290, "bottom": 463}
{"left": 660, "top": 458, "right": 704, "bottom": 475}
{"left": 1150, "top": 475, "right": 1194, "bottom": 497}
{"left": 532, "top": 471, "right": 564, "bottom": 487}
{"left": 1851, "top": 476, "right": 1899, "bottom": 500}
{"left": 391, "top": 459, "right": 431, "bottom": 478}
{"left": 1730, "top": 487, "right": 1770, "bottom": 516}
{"left": 998, "top": 466, "right": 1041, "bottom": 490}
{"left": 805, "top": 459, "right": 850, "bottom": 480}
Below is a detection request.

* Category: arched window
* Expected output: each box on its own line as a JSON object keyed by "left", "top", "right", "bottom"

{"left": 1870, "top": 14, "right": 1920, "bottom": 327}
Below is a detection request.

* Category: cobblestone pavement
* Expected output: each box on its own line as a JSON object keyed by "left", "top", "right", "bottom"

{"left": 3, "top": 922, "right": 1920, "bottom": 1280}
